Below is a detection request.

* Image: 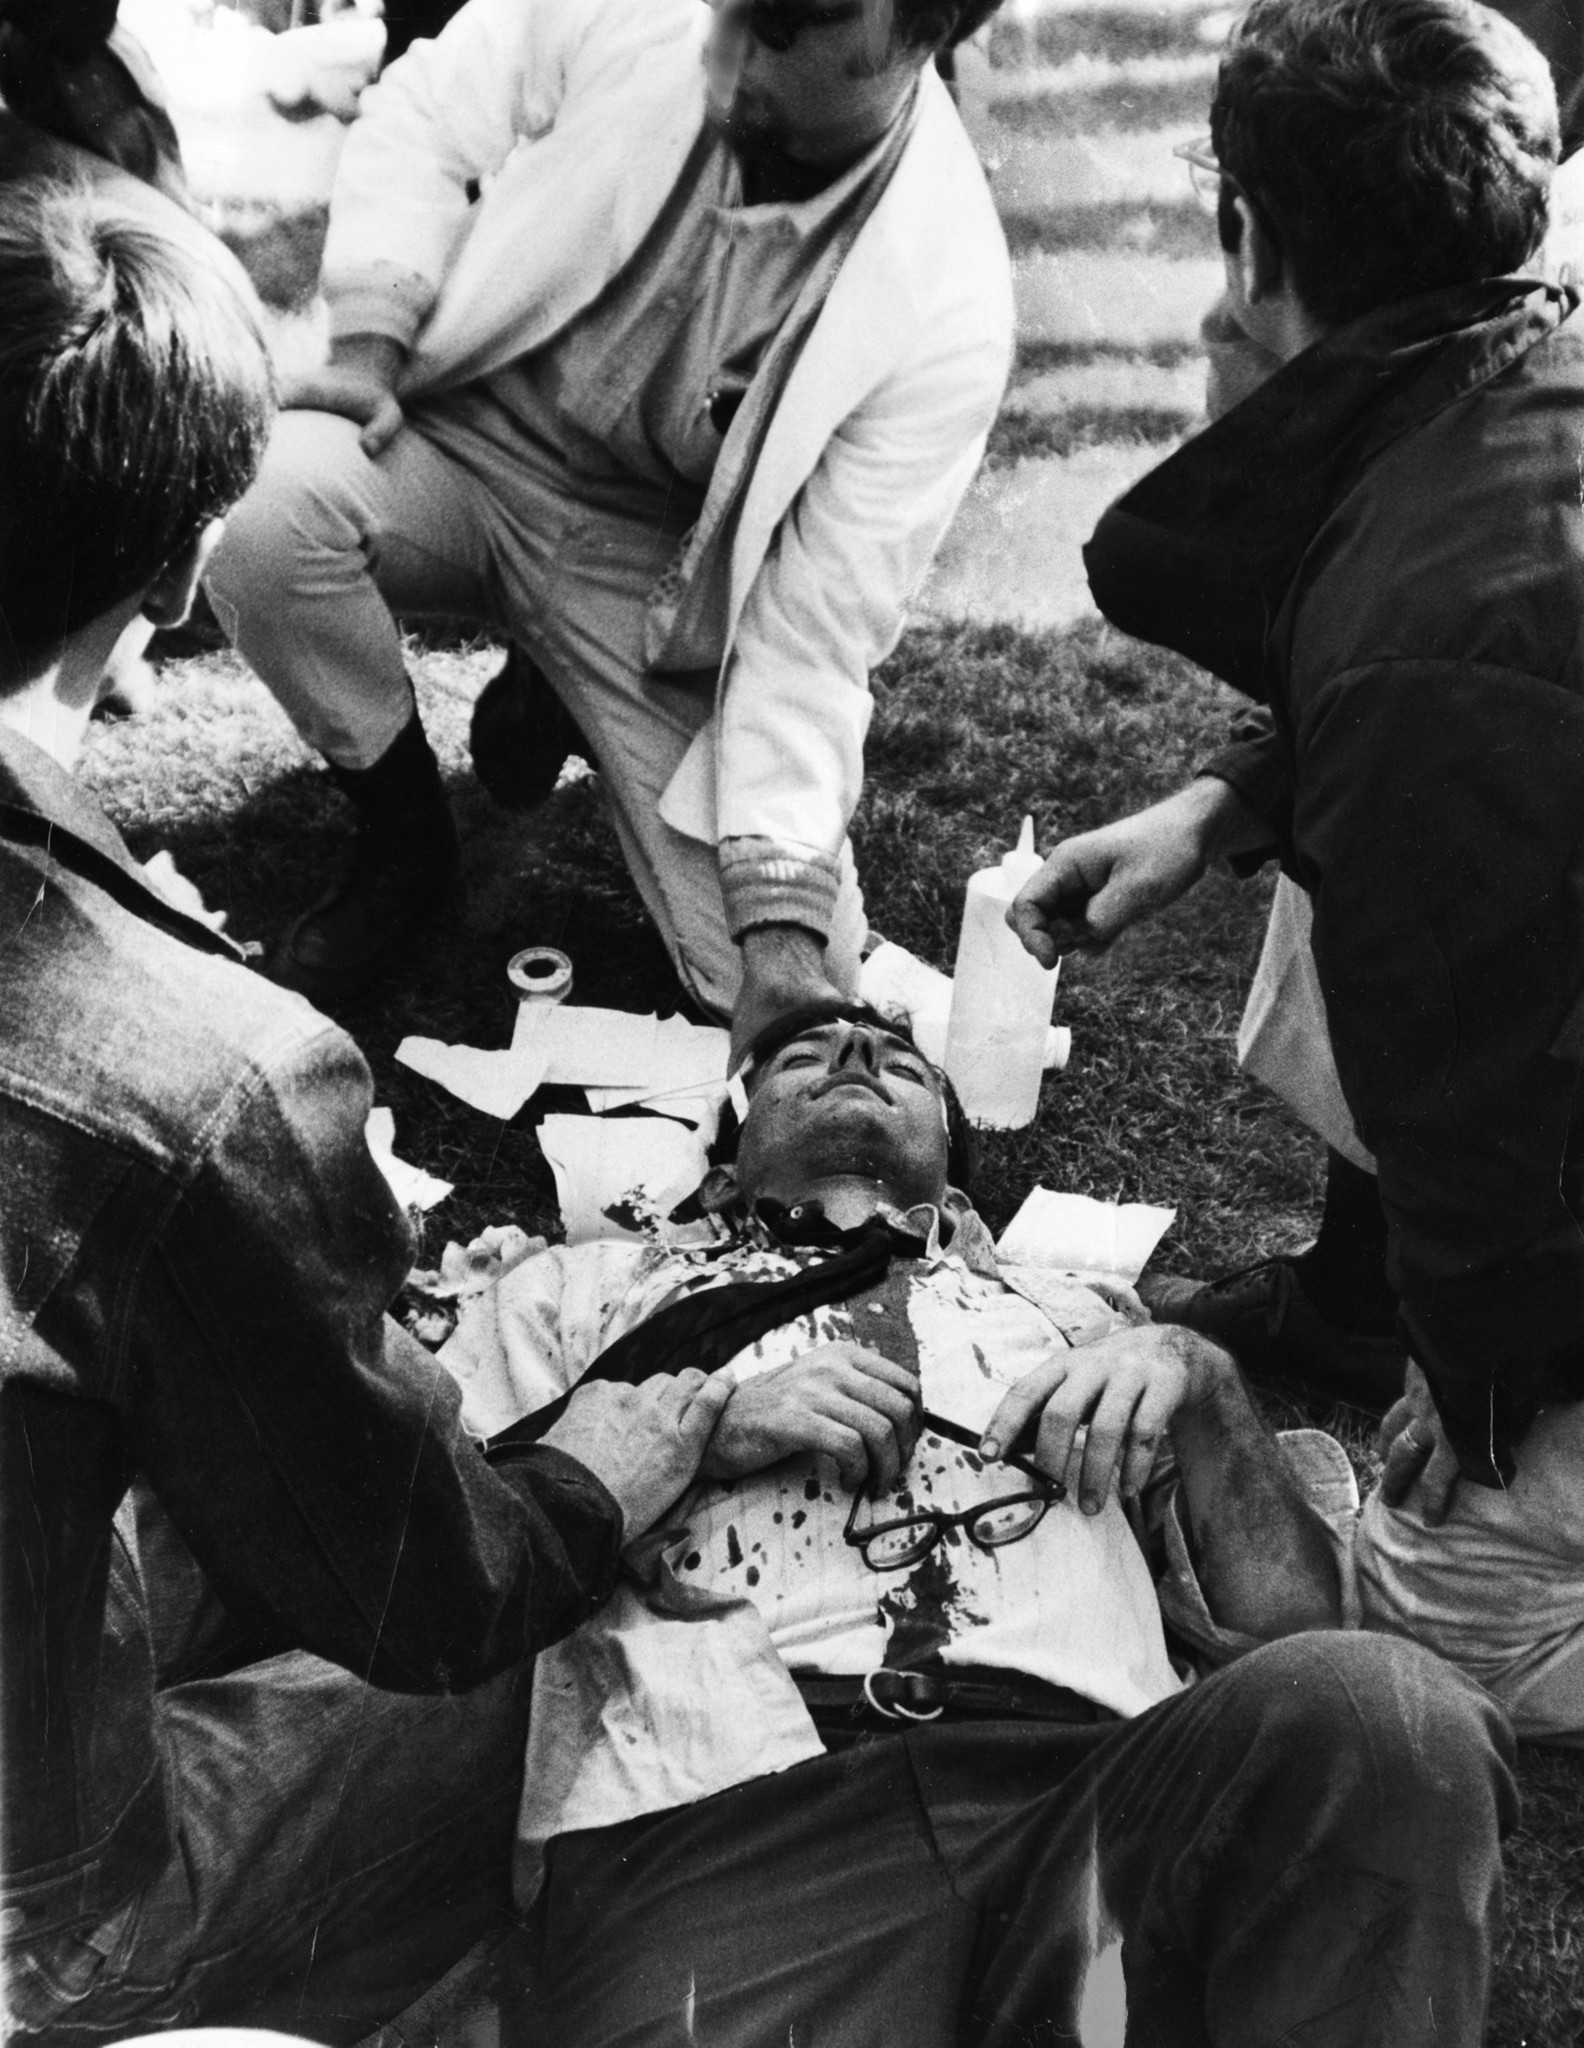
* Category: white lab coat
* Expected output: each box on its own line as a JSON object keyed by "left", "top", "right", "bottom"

{"left": 321, "top": 0, "right": 1014, "bottom": 895}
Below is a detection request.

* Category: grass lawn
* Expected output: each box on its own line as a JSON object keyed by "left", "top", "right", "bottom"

{"left": 83, "top": 0, "right": 1584, "bottom": 2033}
{"left": 83, "top": 612, "right": 1584, "bottom": 2043}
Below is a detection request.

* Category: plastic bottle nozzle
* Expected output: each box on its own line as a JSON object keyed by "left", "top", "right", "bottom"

{"left": 1000, "top": 815, "right": 1044, "bottom": 888}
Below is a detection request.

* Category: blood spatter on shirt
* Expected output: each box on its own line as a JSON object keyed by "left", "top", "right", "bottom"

{"left": 804, "top": 1476, "right": 821, "bottom": 1501}
{"left": 725, "top": 1525, "right": 744, "bottom": 1569}
{"left": 746, "top": 1566, "right": 760, "bottom": 1587}
{"left": 878, "top": 1547, "right": 963, "bottom": 1666}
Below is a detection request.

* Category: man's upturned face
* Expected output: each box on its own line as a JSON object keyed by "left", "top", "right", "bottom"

{"left": 733, "top": 1019, "right": 952, "bottom": 1210}
{"left": 702, "top": 0, "right": 926, "bottom": 167}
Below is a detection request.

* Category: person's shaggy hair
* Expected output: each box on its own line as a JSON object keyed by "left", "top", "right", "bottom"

{"left": 1211, "top": 0, "right": 1558, "bottom": 326}
{"left": 0, "top": 172, "right": 273, "bottom": 683}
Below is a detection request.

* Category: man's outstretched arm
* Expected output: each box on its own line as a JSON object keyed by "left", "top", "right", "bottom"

{"left": 714, "top": 300, "right": 1012, "bottom": 1054}
{"left": 133, "top": 1023, "right": 727, "bottom": 1691}
{"left": 1007, "top": 776, "right": 1274, "bottom": 964}
{"left": 982, "top": 1324, "right": 1341, "bottom": 1639}
{"left": 1165, "top": 1335, "right": 1343, "bottom": 1639}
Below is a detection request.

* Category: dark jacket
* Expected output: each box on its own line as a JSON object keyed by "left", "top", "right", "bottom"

{"left": 0, "top": 727, "right": 621, "bottom": 1938}
{"left": 1085, "top": 278, "right": 1584, "bottom": 1485}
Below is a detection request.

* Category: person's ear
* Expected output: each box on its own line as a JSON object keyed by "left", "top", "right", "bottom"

{"left": 141, "top": 517, "right": 226, "bottom": 629}
{"left": 698, "top": 1165, "right": 744, "bottom": 1217}
{"left": 1232, "top": 192, "right": 1286, "bottom": 305}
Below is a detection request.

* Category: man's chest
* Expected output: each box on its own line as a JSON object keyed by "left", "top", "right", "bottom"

{"left": 664, "top": 1266, "right": 1160, "bottom": 1676}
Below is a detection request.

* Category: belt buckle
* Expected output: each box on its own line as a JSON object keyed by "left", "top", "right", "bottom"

{"left": 862, "top": 1669, "right": 945, "bottom": 1723}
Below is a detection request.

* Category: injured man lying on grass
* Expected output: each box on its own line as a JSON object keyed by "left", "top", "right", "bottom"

{"left": 440, "top": 1001, "right": 1517, "bottom": 2048}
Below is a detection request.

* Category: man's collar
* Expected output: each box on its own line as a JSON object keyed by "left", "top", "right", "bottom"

{"left": 744, "top": 1187, "right": 1000, "bottom": 1276}
{"left": 1084, "top": 276, "right": 1578, "bottom": 697}
{"left": 0, "top": 721, "right": 243, "bottom": 960}
{"left": 0, "top": 720, "right": 140, "bottom": 870}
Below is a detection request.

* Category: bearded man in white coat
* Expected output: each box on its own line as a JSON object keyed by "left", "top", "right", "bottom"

{"left": 208, "top": 0, "right": 1013, "bottom": 1045}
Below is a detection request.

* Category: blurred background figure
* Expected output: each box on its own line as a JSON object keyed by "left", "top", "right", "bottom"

{"left": 0, "top": 0, "right": 186, "bottom": 195}
{"left": 0, "top": 0, "right": 190, "bottom": 718}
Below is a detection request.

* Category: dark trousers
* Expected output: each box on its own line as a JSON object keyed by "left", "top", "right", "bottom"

{"left": 6, "top": 1499, "right": 532, "bottom": 2047}
{"left": 532, "top": 1634, "right": 1516, "bottom": 2048}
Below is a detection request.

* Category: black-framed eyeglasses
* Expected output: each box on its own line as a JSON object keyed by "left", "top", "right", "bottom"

{"left": 844, "top": 1410, "right": 1066, "bottom": 1574}
{"left": 1173, "top": 135, "right": 1222, "bottom": 215}
{"left": 705, "top": 0, "right": 866, "bottom": 54}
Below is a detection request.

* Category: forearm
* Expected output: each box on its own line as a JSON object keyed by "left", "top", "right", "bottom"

{"left": 714, "top": 330, "right": 1006, "bottom": 872}
{"left": 730, "top": 921, "right": 844, "bottom": 1061}
{"left": 322, "top": 0, "right": 576, "bottom": 346}
{"left": 138, "top": 1031, "right": 624, "bottom": 1688}
{"left": 1175, "top": 773, "right": 1279, "bottom": 865}
{"left": 738, "top": 918, "right": 828, "bottom": 970}
{"left": 1169, "top": 1338, "right": 1342, "bottom": 1637}
{"left": 140, "top": 1269, "right": 624, "bottom": 1688}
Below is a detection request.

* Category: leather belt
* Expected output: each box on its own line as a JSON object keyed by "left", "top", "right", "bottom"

{"left": 793, "top": 1667, "right": 1117, "bottom": 1729}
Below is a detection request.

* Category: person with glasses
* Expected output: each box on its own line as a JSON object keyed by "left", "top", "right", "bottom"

{"left": 205, "top": 0, "right": 1012, "bottom": 1054}
{"left": 442, "top": 1002, "right": 1513, "bottom": 2046}
{"left": 1011, "top": 0, "right": 1584, "bottom": 1748}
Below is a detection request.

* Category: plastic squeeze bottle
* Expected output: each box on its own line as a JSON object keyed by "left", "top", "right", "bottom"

{"left": 944, "top": 817, "right": 1060, "bottom": 1129}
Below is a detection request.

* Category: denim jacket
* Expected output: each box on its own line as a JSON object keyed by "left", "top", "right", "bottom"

{"left": 0, "top": 727, "right": 622, "bottom": 1940}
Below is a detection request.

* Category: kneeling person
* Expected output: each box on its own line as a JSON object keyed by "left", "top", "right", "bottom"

{"left": 1011, "top": 0, "right": 1584, "bottom": 1743}
{"left": 0, "top": 172, "right": 726, "bottom": 2041}
{"left": 204, "top": 0, "right": 1014, "bottom": 1052}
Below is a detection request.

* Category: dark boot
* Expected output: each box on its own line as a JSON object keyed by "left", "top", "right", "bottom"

{"left": 1137, "top": 1150, "right": 1405, "bottom": 1413}
{"left": 1138, "top": 1256, "right": 1407, "bottom": 1413}
{"left": 266, "top": 712, "right": 461, "bottom": 1010}
{"left": 468, "top": 643, "right": 590, "bottom": 810}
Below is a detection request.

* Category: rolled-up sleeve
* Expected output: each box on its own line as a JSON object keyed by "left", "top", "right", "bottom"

{"left": 1199, "top": 706, "right": 1292, "bottom": 872}
{"left": 321, "top": 0, "right": 588, "bottom": 349}
{"left": 715, "top": 309, "right": 1011, "bottom": 936}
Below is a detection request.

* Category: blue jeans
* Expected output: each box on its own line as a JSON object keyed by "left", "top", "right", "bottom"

{"left": 6, "top": 1503, "right": 532, "bottom": 2047}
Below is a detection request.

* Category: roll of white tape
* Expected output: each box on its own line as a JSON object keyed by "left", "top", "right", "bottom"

{"left": 507, "top": 947, "right": 574, "bottom": 1006}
